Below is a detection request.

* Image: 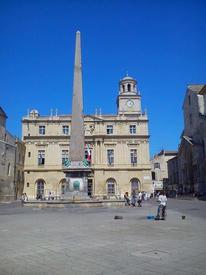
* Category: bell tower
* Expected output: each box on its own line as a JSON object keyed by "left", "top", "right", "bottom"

{"left": 117, "top": 75, "right": 142, "bottom": 115}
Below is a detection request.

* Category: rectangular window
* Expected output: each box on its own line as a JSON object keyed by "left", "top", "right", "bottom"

{"left": 28, "top": 152, "right": 31, "bottom": 157}
{"left": 154, "top": 162, "right": 160, "bottom": 169}
{"left": 107, "top": 149, "right": 114, "bottom": 165}
{"left": 38, "top": 150, "right": 45, "bottom": 165}
{"left": 130, "top": 149, "right": 137, "bottom": 165}
{"left": 87, "top": 179, "right": 93, "bottom": 197}
{"left": 27, "top": 182, "right": 29, "bottom": 187}
{"left": 39, "top": 126, "right": 45, "bottom": 135}
{"left": 152, "top": 171, "right": 156, "bottom": 180}
{"left": 62, "top": 125, "right": 69, "bottom": 135}
{"left": 130, "top": 125, "right": 136, "bottom": 134}
{"left": 107, "top": 125, "right": 113, "bottom": 134}
{"left": 62, "top": 150, "right": 69, "bottom": 165}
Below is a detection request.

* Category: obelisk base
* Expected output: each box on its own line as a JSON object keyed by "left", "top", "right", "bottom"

{"left": 63, "top": 167, "right": 91, "bottom": 201}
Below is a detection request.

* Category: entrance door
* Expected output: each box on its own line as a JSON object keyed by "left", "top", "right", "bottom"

{"left": 61, "top": 182, "right": 66, "bottom": 194}
{"left": 36, "top": 180, "right": 45, "bottom": 197}
{"left": 59, "top": 179, "right": 66, "bottom": 195}
{"left": 131, "top": 178, "right": 139, "bottom": 193}
{"left": 88, "top": 179, "right": 93, "bottom": 197}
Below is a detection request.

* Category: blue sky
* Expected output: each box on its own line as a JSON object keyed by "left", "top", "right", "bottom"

{"left": 1, "top": 0, "right": 206, "bottom": 157}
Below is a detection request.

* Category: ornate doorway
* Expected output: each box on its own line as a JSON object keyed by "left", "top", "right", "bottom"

{"left": 59, "top": 179, "right": 66, "bottom": 195}
{"left": 36, "top": 179, "right": 45, "bottom": 198}
{"left": 130, "top": 178, "right": 140, "bottom": 193}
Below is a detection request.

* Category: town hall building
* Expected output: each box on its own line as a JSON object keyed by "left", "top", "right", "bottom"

{"left": 22, "top": 34, "right": 152, "bottom": 200}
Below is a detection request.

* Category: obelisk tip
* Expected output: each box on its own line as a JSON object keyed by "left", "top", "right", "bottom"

{"left": 76, "top": 30, "right": 80, "bottom": 34}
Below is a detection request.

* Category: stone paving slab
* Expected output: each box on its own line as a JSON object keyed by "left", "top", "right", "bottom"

{"left": 0, "top": 200, "right": 206, "bottom": 275}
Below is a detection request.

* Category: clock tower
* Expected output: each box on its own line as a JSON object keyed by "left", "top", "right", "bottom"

{"left": 117, "top": 75, "right": 142, "bottom": 115}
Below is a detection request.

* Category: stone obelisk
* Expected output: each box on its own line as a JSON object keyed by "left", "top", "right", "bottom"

{"left": 70, "top": 30, "right": 85, "bottom": 163}
{"left": 63, "top": 31, "right": 90, "bottom": 199}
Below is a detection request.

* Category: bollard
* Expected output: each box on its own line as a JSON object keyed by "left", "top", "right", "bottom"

{"left": 114, "top": 215, "right": 123, "bottom": 220}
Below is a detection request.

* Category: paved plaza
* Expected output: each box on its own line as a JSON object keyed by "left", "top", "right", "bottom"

{"left": 0, "top": 198, "right": 206, "bottom": 275}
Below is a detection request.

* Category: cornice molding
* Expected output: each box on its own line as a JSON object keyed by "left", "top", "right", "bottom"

{"left": 23, "top": 134, "right": 150, "bottom": 141}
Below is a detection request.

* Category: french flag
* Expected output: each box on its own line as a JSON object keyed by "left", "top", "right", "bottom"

{"left": 86, "top": 144, "right": 91, "bottom": 161}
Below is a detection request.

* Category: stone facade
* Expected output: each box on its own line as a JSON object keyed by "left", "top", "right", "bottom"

{"left": 22, "top": 76, "right": 152, "bottom": 199}
{"left": 167, "top": 156, "right": 179, "bottom": 193}
{"left": 177, "top": 85, "right": 206, "bottom": 195}
{"left": 198, "top": 86, "right": 206, "bottom": 194}
{"left": 0, "top": 107, "right": 25, "bottom": 201}
{"left": 150, "top": 150, "right": 177, "bottom": 193}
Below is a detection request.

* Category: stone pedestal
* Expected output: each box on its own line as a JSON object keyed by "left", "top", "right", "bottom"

{"left": 63, "top": 161, "right": 91, "bottom": 200}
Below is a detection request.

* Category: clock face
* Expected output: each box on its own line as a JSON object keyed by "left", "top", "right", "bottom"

{"left": 126, "top": 100, "right": 134, "bottom": 108}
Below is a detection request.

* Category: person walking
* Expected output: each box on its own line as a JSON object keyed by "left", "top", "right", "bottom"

{"left": 20, "top": 193, "right": 25, "bottom": 206}
{"left": 131, "top": 190, "right": 137, "bottom": 207}
{"left": 124, "top": 192, "right": 130, "bottom": 206}
{"left": 137, "top": 191, "right": 142, "bottom": 207}
{"left": 155, "top": 191, "right": 167, "bottom": 220}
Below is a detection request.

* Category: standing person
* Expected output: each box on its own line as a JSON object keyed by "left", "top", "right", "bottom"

{"left": 131, "top": 190, "right": 137, "bottom": 207}
{"left": 20, "top": 193, "right": 25, "bottom": 206}
{"left": 48, "top": 192, "right": 52, "bottom": 200}
{"left": 142, "top": 191, "right": 145, "bottom": 201}
{"left": 155, "top": 191, "right": 167, "bottom": 220}
{"left": 124, "top": 192, "right": 130, "bottom": 206}
{"left": 24, "top": 193, "right": 28, "bottom": 201}
{"left": 137, "top": 191, "right": 142, "bottom": 207}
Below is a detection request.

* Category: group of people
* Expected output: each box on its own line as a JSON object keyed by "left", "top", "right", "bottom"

{"left": 36, "top": 193, "right": 44, "bottom": 200}
{"left": 36, "top": 192, "right": 54, "bottom": 200}
{"left": 48, "top": 192, "right": 54, "bottom": 200}
{"left": 124, "top": 190, "right": 168, "bottom": 220}
{"left": 21, "top": 189, "right": 167, "bottom": 220}
{"left": 124, "top": 190, "right": 149, "bottom": 207}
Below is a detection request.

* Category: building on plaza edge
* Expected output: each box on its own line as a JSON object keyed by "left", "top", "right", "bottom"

{"left": 150, "top": 150, "right": 178, "bottom": 195}
{"left": 0, "top": 107, "right": 25, "bottom": 201}
{"left": 167, "top": 84, "right": 206, "bottom": 196}
{"left": 22, "top": 35, "right": 152, "bottom": 200}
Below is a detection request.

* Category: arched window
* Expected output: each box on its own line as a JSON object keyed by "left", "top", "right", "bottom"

{"left": 106, "top": 178, "right": 116, "bottom": 196}
{"left": 128, "top": 83, "right": 131, "bottom": 92}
